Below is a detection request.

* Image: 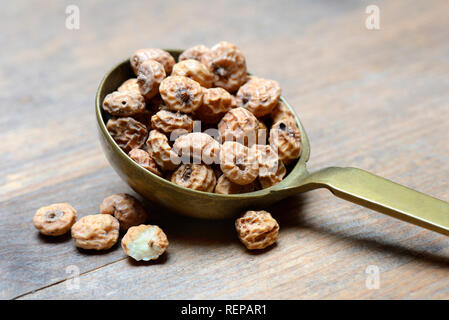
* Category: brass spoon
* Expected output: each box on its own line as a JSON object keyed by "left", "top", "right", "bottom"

{"left": 96, "top": 50, "right": 449, "bottom": 236}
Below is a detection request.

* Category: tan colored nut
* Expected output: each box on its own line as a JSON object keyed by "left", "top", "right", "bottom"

{"left": 117, "top": 78, "right": 141, "bottom": 95}
{"left": 172, "top": 132, "right": 221, "bottom": 165}
{"left": 218, "top": 107, "right": 259, "bottom": 146}
{"left": 201, "top": 41, "right": 247, "bottom": 93}
{"left": 136, "top": 59, "right": 166, "bottom": 100}
{"left": 269, "top": 119, "right": 302, "bottom": 165}
{"left": 171, "top": 164, "right": 216, "bottom": 192}
{"left": 151, "top": 110, "right": 193, "bottom": 134}
{"left": 179, "top": 45, "right": 209, "bottom": 62}
{"left": 107, "top": 117, "right": 148, "bottom": 153}
{"left": 171, "top": 59, "right": 213, "bottom": 88}
{"left": 146, "top": 130, "right": 179, "bottom": 170}
{"left": 102, "top": 91, "right": 146, "bottom": 117}
{"left": 121, "top": 225, "right": 168, "bottom": 261}
{"left": 253, "top": 144, "right": 286, "bottom": 188}
{"left": 194, "top": 88, "right": 233, "bottom": 124}
{"left": 71, "top": 214, "right": 119, "bottom": 250}
{"left": 236, "top": 77, "right": 281, "bottom": 117}
{"left": 159, "top": 76, "right": 204, "bottom": 113}
{"left": 33, "top": 203, "right": 77, "bottom": 236}
{"left": 235, "top": 210, "right": 279, "bottom": 250}
{"left": 220, "top": 141, "right": 259, "bottom": 185}
{"left": 128, "top": 149, "right": 162, "bottom": 177}
{"left": 131, "top": 48, "right": 175, "bottom": 75}
{"left": 215, "top": 174, "right": 257, "bottom": 194}
{"left": 100, "top": 193, "right": 148, "bottom": 231}
{"left": 271, "top": 101, "right": 295, "bottom": 123}
{"left": 259, "top": 160, "right": 286, "bottom": 189}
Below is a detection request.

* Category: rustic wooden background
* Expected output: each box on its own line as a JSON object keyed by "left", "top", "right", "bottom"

{"left": 1, "top": 0, "right": 448, "bottom": 299}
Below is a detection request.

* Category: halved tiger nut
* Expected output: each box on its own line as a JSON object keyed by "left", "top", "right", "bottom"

{"left": 269, "top": 119, "right": 302, "bottom": 165}
{"left": 137, "top": 59, "right": 166, "bottom": 100}
{"left": 214, "top": 174, "right": 258, "bottom": 194}
{"left": 179, "top": 45, "right": 209, "bottom": 62}
{"left": 171, "top": 164, "right": 216, "bottom": 192}
{"left": 218, "top": 107, "right": 259, "bottom": 146}
{"left": 236, "top": 77, "right": 281, "bottom": 117}
{"left": 131, "top": 48, "right": 175, "bottom": 75}
{"left": 172, "top": 132, "right": 221, "bottom": 165}
{"left": 151, "top": 110, "right": 193, "bottom": 134}
{"left": 146, "top": 130, "right": 179, "bottom": 170}
{"left": 171, "top": 59, "right": 213, "bottom": 88}
{"left": 128, "top": 148, "right": 162, "bottom": 177}
{"left": 122, "top": 224, "right": 169, "bottom": 261}
{"left": 194, "top": 88, "right": 233, "bottom": 124}
{"left": 33, "top": 203, "right": 77, "bottom": 236}
{"left": 253, "top": 145, "right": 286, "bottom": 189}
{"left": 220, "top": 141, "right": 259, "bottom": 185}
{"left": 159, "top": 76, "right": 204, "bottom": 114}
{"left": 102, "top": 91, "right": 146, "bottom": 117}
{"left": 117, "top": 78, "right": 141, "bottom": 95}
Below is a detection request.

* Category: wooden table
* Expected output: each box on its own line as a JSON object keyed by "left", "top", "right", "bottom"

{"left": 1, "top": 0, "right": 448, "bottom": 300}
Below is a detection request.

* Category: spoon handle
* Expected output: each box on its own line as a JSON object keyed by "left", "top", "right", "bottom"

{"left": 300, "top": 167, "right": 449, "bottom": 236}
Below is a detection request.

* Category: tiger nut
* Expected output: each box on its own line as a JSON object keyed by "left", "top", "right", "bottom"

{"left": 253, "top": 145, "right": 286, "bottom": 189}
{"left": 179, "top": 45, "right": 209, "bottom": 62}
{"left": 102, "top": 91, "right": 146, "bottom": 117}
{"left": 171, "top": 59, "right": 213, "bottom": 88}
{"left": 151, "top": 110, "right": 193, "bottom": 134}
{"left": 100, "top": 193, "right": 148, "bottom": 231}
{"left": 71, "top": 214, "right": 119, "bottom": 250}
{"left": 159, "top": 76, "right": 204, "bottom": 113}
{"left": 235, "top": 210, "right": 279, "bottom": 250}
{"left": 121, "top": 225, "right": 169, "bottom": 261}
{"left": 117, "top": 78, "right": 141, "bottom": 95}
{"left": 269, "top": 119, "right": 302, "bottom": 165}
{"left": 137, "top": 59, "right": 166, "bottom": 100}
{"left": 215, "top": 174, "right": 258, "bottom": 194}
{"left": 236, "top": 77, "right": 281, "bottom": 117}
{"left": 194, "top": 87, "right": 233, "bottom": 124}
{"left": 171, "top": 164, "right": 216, "bottom": 192}
{"left": 218, "top": 107, "right": 259, "bottom": 146}
{"left": 128, "top": 148, "right": 162, "bottom": 177}
{"left": 146, "top": 130, "right": 179, "bottom": 170}
{"left": 131, "top": 48, "right": 175, "bottom": 75}
{"left": 33, "top": 203, "right": 77, "bottom": 236}
{"left": 271, "top": 101, "right": 295, "bottom": 123}
{"left": 107, "top": 117, "right": 148, "bottom": 153}
{"left": 172, "top": 132, "right": 221, "bottom": 165}
{"left": 220, "top": 141, "right": 259, "bottom": 185}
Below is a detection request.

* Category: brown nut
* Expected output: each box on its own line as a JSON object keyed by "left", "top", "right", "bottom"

{"left": 218, "top": 107, "right": 259, "bottom": 146}
{"left": 171, "top": 59, "right": 213, "bottom": 88}
{"left": 107, "top": 117, "right": 148, "bottom": 153}
{"left": 136, "top": 59, "right": 166, "bottom": 100}
{"left": 128, "top": 149, "right": 162, "bottom": 177}
{"left": 271, "top": 101, "right": 295, "bottom": 123}
{"left": 71, "top": 214, "right": 119, "bottom": 250}
{"left": 253, "top": 145, "right": 286, "bottom": 189}
{"left": 121, "top": 225, "right": 168, "bottom": 261}
{"left": 100, "top": 193, "right": 148, "bottom": 231}
{"left": 33, "top": 203, "right": 77, "bottom": 236}
{"left": 151, "top": 110, "right": 193, "bottom": 134}
{"left": 269, "top": 119, "right": 302, "bottom": 165}
{"left": 171, "top": 164, "right": 216, "bottom": 192}
{"left": 117, "top": 78, "right": 141, "bottom": 95}
{"left": 102, "top": 91, "right": 146, "bottom": 117}
{"left": 179, "top": 45, "right": 209, "bottom": 62}
{"left": 146, "top": 130, "right": 179, "bottom": 170}
{"left": 236, "top": 77, "right": 281, "bottom": 117}
{"left": 201, "top": 41, "right": 247, "bottom": 93}
{"left": 159, "top": 76, "right": 204, "bottom": 113}
{"left": 194, "top": 88, "right": 233, "bottom": 124}
{"left": 235, "top": 210, "right": 279, "bottom": 250}
{"left": 214, "top": 174, "right": 258, "bottom": 194}
{"left": 220, "top": 141, "right": 259, "bottom": 185}
{"left": 131, "top": 48, "right": 175, "bottom": 75}
{"left": 172, "top": 132, "right": 221, "bottom": 165}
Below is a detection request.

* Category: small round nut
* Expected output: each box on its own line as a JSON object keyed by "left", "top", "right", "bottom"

{"left": 128, "top": 149, "right": 162, "bottom": 177}
{"left": 146, "top": 130, "right": 179, "bottom": 170}
{"left": 102, "top": 91, "right": 146, "bottom": 117}
{"left": 220, "top": 141, "right": 259, "bottom": 185}
{"left": 121, "top": 224, "right": 169, "bottom": 261}
{"left": 173, "top": 132, "right": 221, "bottom": 165}
{"left": 137, "top": 59, "right": 166, "bottom": 100}
{"left": 269, "top": 119, "right": 302, "bottom": 165}
{"left": 253, "top": 144, "right": 287, "bottom": 189}
{"left": 131, "top": 48, "right": 175, "bottom": 75}
{"left": 179, "top": 45, "right": 209, "bottom": 62}
{"left": 218, "top": 107, "right": 259, "bottom": 146}
{"left": 107, "top": 117, "right": 148, "bottom": 153}
{"left": 194, "top": 88, "right": 233, "bottom": 124}
{"left": 159, "top": 76, "right": 204, "bottom": 113}
{"left": 201, "top": 41, "right": 247, "bottom": 93}
{"left": 235, "top": 210, "right": 279, "bottom": 250}
{"left": 171, "top": 164, "right": 216, "bottom": 192}
{"left": 236, "top": 77, "right": 281, "bottom": 117}
{"left": 33, "top": 203, "right": 77, "bottom": 236}
{"left": 117, "top": 78, "right": 141, "bottom": 95}
{"left": 215, "top": 174, "right": 257, "bottom": 194}
{"left": 100, "top": 193, "right": 148, "bottom": 231}
{"left": 71, "top": 214, "right": 119, "bottom": 250}
{"left": 151, "top": 110, "right": 193, "bottom": 134}
{"left": 171, "top": 59, "right": 213, "bottom": 88}
{"left": 271, "top": 101, "right": 295, "bottom": 123}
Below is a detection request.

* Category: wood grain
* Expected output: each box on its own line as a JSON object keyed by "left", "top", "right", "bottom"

{"left": 1, "top": 0, "right": 448, "bottom": 299}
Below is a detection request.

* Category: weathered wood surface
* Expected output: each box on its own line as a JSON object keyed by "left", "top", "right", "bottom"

{"left": 1, "top": 0, "right": 448, "bottom": 299}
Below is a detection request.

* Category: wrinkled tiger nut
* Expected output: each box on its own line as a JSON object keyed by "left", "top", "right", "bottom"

{"left": 137, "top": 59, "right": 166, "bottom": 100}
{"left": 128, "top": 148, "right": 162, "bottom": 177}
{"left": 159, "top": 76, "right": 204, "bottom": 113}
{"left": 100, "top": 193, "right": 148, "bottom": 231}
{"left": 269, "top": 119, "right": 302, "bottom": 165}
{"left": 172, "top": 132, "right": 221, "bottom": 165}
{"left": 235, "top": 210, "right": 279, "bottom": 250}
{"left": 33, "top": 203, "right": 77, "bottom": 236}
{"left": 171, "top": 59, "right": 213, "bottom": 88}
{"left": 102, "top": 91, "right": 146, "bottom": 117}
{"left": 171, "top": 164, "right": 216, "bottom": 192}
{"left": 131, "top": 48, "right": 175, "bottom": 75}
{"left": 253, "top": 145, "right": 286, "bottom": 189}
{"left": 218, "top": 107, "right": 259, "bottom": 146}
{"left": 220, "top": 141, "right": 259, "bottom": 185}
{"left": 146, "top": 130, "right": 179, "bottom": 170}
{"left": 107, "top": 117, "right": 148, "bottom": 153}
{"left": 118, "top": 78, "right": 141, "bottom": 95}
{"left": 122, "top": 224, "right": 169, "bottom": 261}
{"left": 71, "top": 214, "right": 119, "bottom": 250}
{"left": 179, "top": 44, "right": 209, "bottom": 62}
{"left": 201, "top": 41, "right": 247, "bottom": 93}
{"left": 271, "top": 101, "right": 295, "bottom": 123}
{"left": 215, "top": 174, "right": 257, "bottom": 194}
{"left": 151, "top": 110, "right": 193, "bottom": 134}
{"left": 236, "top": 77, "right": 281, "bottom": 117}
{"left": 194, "top": 88, "right": 233, "bottom": 124}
